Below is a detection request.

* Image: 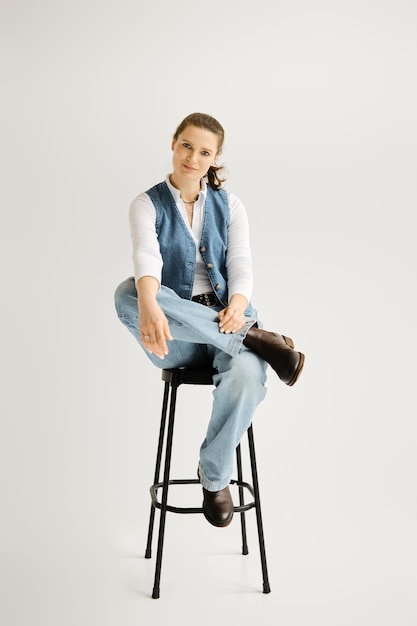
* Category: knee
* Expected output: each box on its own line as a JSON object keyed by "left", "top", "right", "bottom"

{"left": 114, "top": 277, "right": 137, "bottom": 321}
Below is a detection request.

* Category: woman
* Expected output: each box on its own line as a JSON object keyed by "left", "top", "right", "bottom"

{"left": 115, "top": 112, "right": 304, "bottom": 528}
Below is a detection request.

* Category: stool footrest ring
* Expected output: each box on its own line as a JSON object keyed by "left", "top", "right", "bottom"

{"left": 150, "top": 478, "right": 256, "bottom": 515}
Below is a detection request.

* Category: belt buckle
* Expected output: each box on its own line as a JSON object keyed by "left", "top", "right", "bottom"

{"left": 202, "top": 292, "right": 216, "bottom": 307}
{"left": 192, "top": 292, "right": 218, "bottom": 307}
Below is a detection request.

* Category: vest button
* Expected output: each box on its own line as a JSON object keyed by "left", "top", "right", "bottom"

{"left": 215, "top": 284, "right": 221, "bottom": 291}
{"left": 200, "top": 246, "right": 206, "bottom": 253}
{"left": 206, "top": 263, "right": 213, "bottom": 269}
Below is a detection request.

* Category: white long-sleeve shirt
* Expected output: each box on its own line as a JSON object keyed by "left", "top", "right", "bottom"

{"left": 129, "top": 175, "right": 253, "bottom": 301}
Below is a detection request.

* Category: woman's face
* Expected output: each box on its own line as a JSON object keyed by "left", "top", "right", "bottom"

{"left": 171, "top": 125, "right": 220, "bottom": 185}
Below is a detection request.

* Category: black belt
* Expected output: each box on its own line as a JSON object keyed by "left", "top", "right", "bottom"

{"left": 191, "top": 292, "right": 220, "bottom": 307}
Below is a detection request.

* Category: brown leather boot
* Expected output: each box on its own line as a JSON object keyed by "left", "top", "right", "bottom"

{"left": 202, "top": 486, "right": 234, "bottom": 527}
{"left": 243, "top": 328, "right": 305, "bottom": 386}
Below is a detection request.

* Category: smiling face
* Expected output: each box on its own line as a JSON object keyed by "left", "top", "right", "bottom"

{"left": 171, "top": 125, "right": 221, "bottom": 187}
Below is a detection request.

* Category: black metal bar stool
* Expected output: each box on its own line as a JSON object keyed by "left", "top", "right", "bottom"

{"left": 145, "top": 367, "right": 271, "bottom": 599}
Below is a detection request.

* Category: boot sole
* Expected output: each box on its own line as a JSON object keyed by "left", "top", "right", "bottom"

{"left": 203, "top": 509, "right": 234, "bottom": 528}
{"left": 287, "top": 352, "right": 305, "bottom": 386}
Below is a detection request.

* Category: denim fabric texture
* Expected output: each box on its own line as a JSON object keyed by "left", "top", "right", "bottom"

{"left": 147, "top": 181, "right": 253, "bottom": 317}
{"left": 115, "top": 279, "right": 267, "bottom": 491}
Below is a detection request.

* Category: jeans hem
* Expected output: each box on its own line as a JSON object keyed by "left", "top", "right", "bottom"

{"left": 225, "top": 319, "right": 256, "bottom": 356}
{"left": 198, "top": 462, "right": 231, "bottom": 492}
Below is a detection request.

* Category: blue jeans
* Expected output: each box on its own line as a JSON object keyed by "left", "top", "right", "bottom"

{"left": 114, "top": 278, "right": 267, "bottom": 492}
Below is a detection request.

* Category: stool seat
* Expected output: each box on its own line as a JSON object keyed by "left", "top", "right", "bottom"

{"left": 161, "top": 367, "right": 216, "bottom": 386}
{"left": 145, "top": 367, "right": 271, "bottom": 599}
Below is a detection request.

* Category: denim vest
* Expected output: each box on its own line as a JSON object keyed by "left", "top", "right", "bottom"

{"left": 147, "top": 181, "right": 253, "bottom": 314}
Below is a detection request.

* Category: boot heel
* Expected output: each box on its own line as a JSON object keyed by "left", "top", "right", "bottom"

{"left": 283, "top": 335, "right": 294, "bottom": 349}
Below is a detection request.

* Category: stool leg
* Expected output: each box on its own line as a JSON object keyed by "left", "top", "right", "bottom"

{"left": 236, "top": 443, "right": 249, "bottom": 555}
{"left": 152, "top": 382, "right": 178, "bottom": 599}
{"left": 247, "top": 424, "right": 271, "bottom": 594}
{"left": 145, "top": 381, "right": 170, "bottom": 559}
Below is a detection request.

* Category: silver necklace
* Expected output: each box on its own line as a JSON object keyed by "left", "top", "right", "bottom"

{"left": 180, "top": 195, "right": 197, "bottom": 222}
{"left": 181, "top": 195, "right": 198, "bottom": 204}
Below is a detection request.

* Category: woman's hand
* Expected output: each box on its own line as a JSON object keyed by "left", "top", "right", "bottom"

{"left": 218, "top": 293, "right": 248, "bottom": 334}
{"left": 137, "top": 277, "right": 173, "bottom": 359}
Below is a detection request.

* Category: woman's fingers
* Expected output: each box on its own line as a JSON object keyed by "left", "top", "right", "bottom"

{"left": 218, "top": 307, "right": 246, "bottom": 334}
{"left": 142, "top": 334, "right": 167, "bottom": 358}
{"left": 141, "top": 324, "right": 171, "bottom": 358}
{"left": 139, "top": 303, "right": 172, "bottom": 359}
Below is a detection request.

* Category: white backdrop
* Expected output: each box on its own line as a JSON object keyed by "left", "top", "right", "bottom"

{"left": 1, "top": 1, "right": 416, "bottom": 624}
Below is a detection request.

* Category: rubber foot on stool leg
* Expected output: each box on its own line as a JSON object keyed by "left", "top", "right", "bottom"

{"left": 263, "top": 582, "right": 271, "bottom": 594}
{"left": 152, "top": 587, "right": 160, "bottom": 599}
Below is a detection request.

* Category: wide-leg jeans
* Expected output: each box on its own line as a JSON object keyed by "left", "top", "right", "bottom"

{"left": 114, "top": 277, "right": 267, "bottom": 492}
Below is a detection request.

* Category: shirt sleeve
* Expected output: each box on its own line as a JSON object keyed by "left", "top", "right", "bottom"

{"left": 226, "top": 191, "right": 253, "bottom": 303}
{"left": 129, "top": 192, "right": 163, "bottom": 286}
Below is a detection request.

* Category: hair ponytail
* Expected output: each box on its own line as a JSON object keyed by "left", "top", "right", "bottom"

{"left": 206, "top": 164, "right": 226, "bottom": 191}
